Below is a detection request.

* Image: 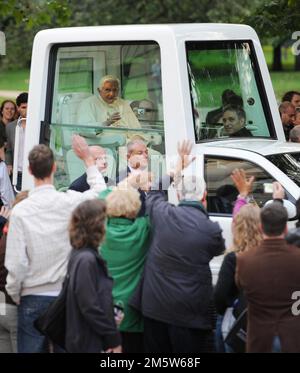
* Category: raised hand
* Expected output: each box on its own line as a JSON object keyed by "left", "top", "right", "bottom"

{"left": 173, "top": 140, "right": 196, "bottom": 179}
{"left": 231, "top": 168, "right": 255, "bottom": 197}
{"left": 72, "top": 134, "right": 94, "bottom": 167}
{"left": 123, "top": 171, "right": 153, "bottom": 192}
{"left": 0, "top": 206, "right": 10, "bottom": 219}
{"left": 272, "top": 181, "right": 285, "bottom": 199}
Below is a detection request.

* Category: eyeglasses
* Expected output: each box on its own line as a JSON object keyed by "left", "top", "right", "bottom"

{"left": 136, "top": 108, "right": 157, "bottom": 115}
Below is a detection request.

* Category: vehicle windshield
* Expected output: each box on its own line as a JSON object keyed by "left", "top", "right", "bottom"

{"left": 45, "top": 42, "right": 166, "bottom": 190}
{"left": 267, "top": 153, "right": 300, "bottom": 187}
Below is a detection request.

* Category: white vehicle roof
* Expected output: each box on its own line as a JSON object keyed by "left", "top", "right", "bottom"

{"left": 34, "top": 23, "right": 259, "bottom": 43}
{"left": 200, "top": 139, "right": 300, "bottom": 156}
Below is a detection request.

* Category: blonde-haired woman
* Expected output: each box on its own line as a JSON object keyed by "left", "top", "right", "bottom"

{"left": 99, "top": 175, "right": 151, "bottom": 353}
{"left": 214, "top": 170, "right": 262, "bottom": 352}
{"left": 232, "top": 204, "right": 262, "bottom": 254}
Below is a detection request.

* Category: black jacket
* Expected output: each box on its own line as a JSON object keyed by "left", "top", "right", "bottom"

{"left": 65, "top": 248, "right": 121, "bottom": 353}
{"left": 139, "top": 191, "right": 225, "bottom": 329}
{"left": 214, "top": 252, "right": 238, "bottom": 315}
{"left": 69, "top": 173, "right": 111, "bottom": 192}
{"left": 286, "top": 227, "right": 300, "bottom": 247}
{"left": 231, "top": 127, "right": 253, "bottom": 137}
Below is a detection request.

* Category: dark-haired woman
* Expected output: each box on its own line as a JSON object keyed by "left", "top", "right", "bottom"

{"left": 66, "top": 199, "right": 121, "bottom": 353}
{"left": 0, "top": 100, "right": 17, "bottom": 145}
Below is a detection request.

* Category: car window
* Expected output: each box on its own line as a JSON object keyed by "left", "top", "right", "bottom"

{"left": 204, "top": 156, "right": 278, "bottom": 215}
{"left": 186, "top": 41, "right": 275, "bottom": 142}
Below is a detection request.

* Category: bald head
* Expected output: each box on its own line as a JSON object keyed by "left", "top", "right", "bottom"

{"left": 89, "top": 146, "right": 107, "bottom": 172}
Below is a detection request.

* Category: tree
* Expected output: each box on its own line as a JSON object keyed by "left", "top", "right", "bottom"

{"left": 0, "top": 0, "right": 70, "bottom": 68}
{"left": 67, "top": 0, "right": 218, "bottom": 26}
{"left": 246, "top": 0, "right": 300, "bottom": 71}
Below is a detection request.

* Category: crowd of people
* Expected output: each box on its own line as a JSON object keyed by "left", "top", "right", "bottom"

{"left": 0, "top": 134, "right": 300, "bottom": 353}
{"left": 0, "top": 92, "right": 28, "bottom": 208}
{"left": 278, "top": 90, "right": 300, "bottom": 141}
{"left": 1, "top": 85, "right": 300, "bottom": 354}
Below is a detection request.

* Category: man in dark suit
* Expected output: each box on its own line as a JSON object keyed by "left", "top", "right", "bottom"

{"left": 222, "top": 105, "right": 252, "bottom": 137}
{"left": 117, "top": 139, "right": 150, "bottom": 216}
{"left": 236, "top": 202, "right": 300, "bottom": 352}
{"left": 69, "top": 145, "right": 113, "bottom": 192}
{"left": 202, "top": 90, "right": 243, "bottom": 140}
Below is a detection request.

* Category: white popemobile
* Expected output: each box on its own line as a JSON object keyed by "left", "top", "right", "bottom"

{"left": 20, "top": 24, "right": 300, "bottom": 280}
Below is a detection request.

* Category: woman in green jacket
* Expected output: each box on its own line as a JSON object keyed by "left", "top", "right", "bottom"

{"left": 99, "top": 182, "right": 150, "bottom": 353}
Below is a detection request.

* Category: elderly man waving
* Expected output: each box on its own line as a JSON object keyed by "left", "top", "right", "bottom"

{"left": 130, "top": 140, "right": 225, "bottom": 353}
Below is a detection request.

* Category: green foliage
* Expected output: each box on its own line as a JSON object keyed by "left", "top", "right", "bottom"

{"left": 207, "top": 0, "right": 263, "bottom": 24}
{"left": 246, "top": 0, "right": 300, "bottom": 44}
{"left": 0, "top": 0, "right": 70, "bottom": 30}
{"left": 0, "top": 0, "right": 70, "bottom": 69}
{"left": 67, "top": 0, "right": 216, "bottom": 26}
{"left": 1, "top": 0, "right": 300, "bottom": 70}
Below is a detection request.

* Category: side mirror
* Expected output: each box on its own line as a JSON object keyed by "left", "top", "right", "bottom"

{"left": 264, "top": 199, "right": 297, "bottom": 220}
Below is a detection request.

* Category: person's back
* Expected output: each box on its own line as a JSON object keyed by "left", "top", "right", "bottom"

{"left": 139, "top": 168, "right": 225, "bottom": 353}
{"left": 66, "top": 248, "right": 118, "bottom": 352}
{"left": 7, "top": 188, "right": 83, "bottom": 296}
{"left": 66, "top": 200, "right": 121, "bottom": 353}
{"left": 143, "top": 194, "right": 224, "bottom": 328}
{"left": 236, "top": 202, "right": 300, "bottom": 352}
{"left": 5, "top": 137, "right": 107, "bottom": 352}
{"left": 237, "top": 241, "right": 300, "bottom": 352}
{"left": 99, "top": 186, "right": 150, "bottom": 353}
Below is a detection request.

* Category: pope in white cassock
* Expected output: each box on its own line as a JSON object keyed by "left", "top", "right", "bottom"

{"left": 78, "top": 75, "right": 141, "bottom": 129}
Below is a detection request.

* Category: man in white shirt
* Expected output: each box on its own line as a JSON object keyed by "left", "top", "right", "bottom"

{"left": 5, "top": 135, "right": 107, "bottom": 353}
{"left": 5, "top": 92, "right": 28, "bottom": 180}
{"left": 78, "top": 75, "right": 141, "bottom": 129}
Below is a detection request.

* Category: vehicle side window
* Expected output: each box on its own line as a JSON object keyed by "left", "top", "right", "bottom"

{"left": 204, "top": 156, "right": 277, "bottom": 215}
{"left": 46, "top": 42, "right": 165, "bottom": 190}
{"left": 186, "top": 41, "right": 275, "bottom": 142}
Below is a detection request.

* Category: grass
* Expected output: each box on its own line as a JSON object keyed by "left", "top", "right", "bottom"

{"left": 270, "top": 71, "right": 300, "bottom": 102}
{"left": 263, "top": 45, "right": 295, "bottom": 71}
{"left": 0, "top": 69, "right": 29, "bottom": 91}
